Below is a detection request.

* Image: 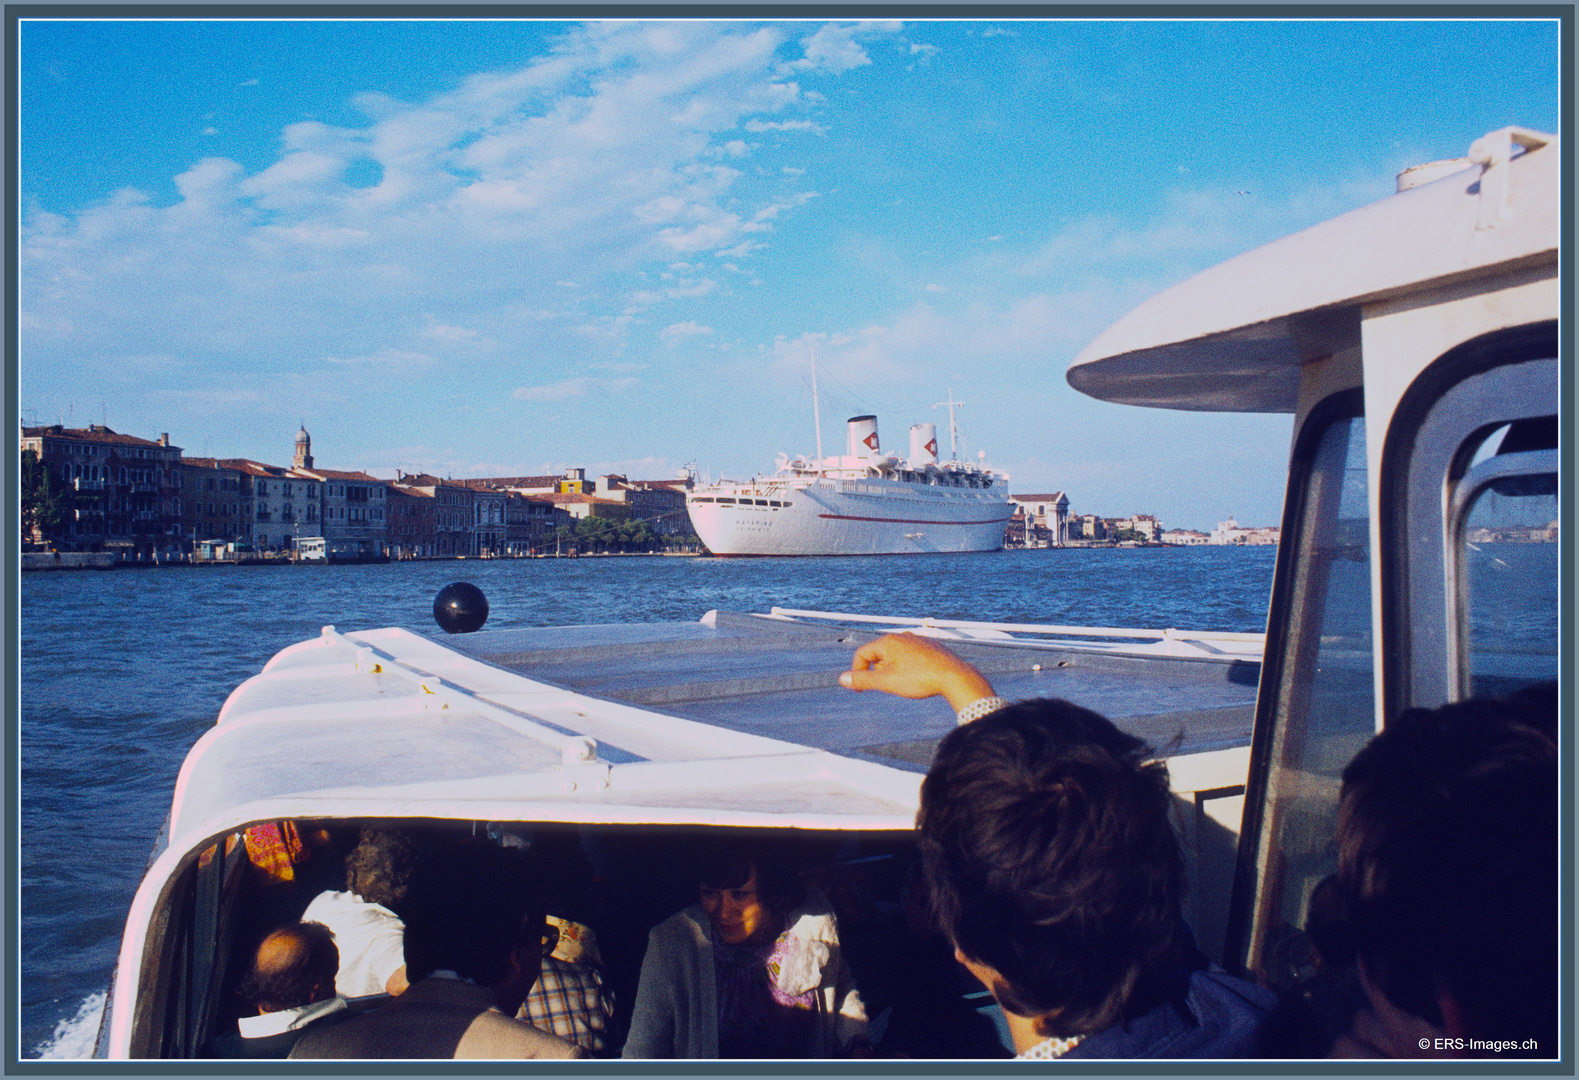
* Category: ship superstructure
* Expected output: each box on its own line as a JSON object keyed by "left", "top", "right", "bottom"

{"left": 687, "top": 415, "right": 1012, "bottom": 556}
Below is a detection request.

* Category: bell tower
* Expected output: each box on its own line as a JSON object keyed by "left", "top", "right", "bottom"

{"left": 294, "top": 424, "right": 313, "bottom": 469}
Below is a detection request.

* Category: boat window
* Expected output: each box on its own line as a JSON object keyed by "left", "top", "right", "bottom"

{"left": 716, "top": 498, "right": 735, "bottom": 505}
{"left": 769, "top": 501, "right": 782, "bottom": 508}
{"left": 755, "top": 499, "right": 769, "bottom": 506}
{"left": 1228, "top": 391, "right": 1374, "bottom": 1002}
{"left": 1449, "top": 425, "right": 1557, "bottom": 699}
{"left": 1377, "top": 331, "right": 1556, "bottom": 715}
{"left": 692, "top": 497, "right": 713, "bottom": 503}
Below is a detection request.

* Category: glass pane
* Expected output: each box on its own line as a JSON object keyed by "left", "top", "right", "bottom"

{"left": 1250, "top": 416, "right": 1377, "bottom": 992}
{"left": 1462, "top": 483, "right": 1558, "bottom": 696}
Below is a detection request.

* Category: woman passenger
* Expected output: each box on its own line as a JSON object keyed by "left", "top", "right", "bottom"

{"left": 622, "top": 841, "right": 867, "bottom": 1058}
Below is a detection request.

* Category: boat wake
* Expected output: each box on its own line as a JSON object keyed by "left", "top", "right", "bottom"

{"left": 34, "top": 992, "right": 104, "bottom": 1059}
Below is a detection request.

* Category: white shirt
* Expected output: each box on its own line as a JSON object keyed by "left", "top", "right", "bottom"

{"left": 238, "top": 996, "right": 347, "bottom": 1039}
{"left": 302, "top": 890, "right": 406, "bottom": 998}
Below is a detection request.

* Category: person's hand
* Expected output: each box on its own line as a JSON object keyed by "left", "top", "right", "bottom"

{"left": 838, "top": 632, "right": 997, "bottom": 714}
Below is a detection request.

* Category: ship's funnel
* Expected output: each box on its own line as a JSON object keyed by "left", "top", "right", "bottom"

{"left": 846, "top": 415, "right": 879, "bottom": 461}
{"left": 908, "top": 423, "right": 938, "bottom": 467}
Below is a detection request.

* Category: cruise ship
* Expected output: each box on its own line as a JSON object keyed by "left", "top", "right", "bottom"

{"left": 686, "top": 415, "right": 1013, "bottom": 556}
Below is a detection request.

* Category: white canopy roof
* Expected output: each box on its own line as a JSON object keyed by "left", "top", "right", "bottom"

{"left": 1066, "top": 127, "right": 1559, "bottom": 413}
{"left": 167, "top": 624, "right": 923, "bottom": 853}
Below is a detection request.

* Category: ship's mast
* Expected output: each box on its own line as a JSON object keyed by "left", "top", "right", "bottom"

{"left": 810, "top": 346, "right": 824, "bottom": 476}
{"left": 934, "top": 389, "right": 963, "bottom": 462}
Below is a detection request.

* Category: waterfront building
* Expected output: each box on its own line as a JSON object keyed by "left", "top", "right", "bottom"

{"left": 558, "top": 468, "right": 593, "bottom": 495}
{"left": 1108, "top": 514, "right": 1162, "bottom": 542}
{"left": 541, "top": 491, "right": 631, "bottom": 523}
{"left": 386, "top": 484, "right": 437, "bottom": 558}
{"left": 393, "top": 473, "right": 473, "bottom": 556}
{"left": 1161, "top": 529, "right": 1211, "bottom": 546}
{"left": 1008, "top": 492, "right": 1069, "bottom": 546}
{"left": 506, "top": 494, "right": 567, "bottom": 554}
{"left": 181, "top": 458, "right": 246, "bottom": 546}
{"left": 301, "top": 468, "right": 388, "bottom": 560}
{"left": 20, "top": 424, "right": 184, "bottom": 559}
{"left": 591, "top": 474, "right": 692, "bottom": 535}
{"left": 456, "top": 481, "right": 507, "bottom": 556}
{"left": 1209, "top": 516, "right": 1280, "bottom": 545}
{"left": 228, "top": 460, "right": 322, "bottom": 553}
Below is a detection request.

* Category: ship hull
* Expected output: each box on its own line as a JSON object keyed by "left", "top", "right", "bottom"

{"left": 688, "top": 478, "right": 1011, "bottom": 556}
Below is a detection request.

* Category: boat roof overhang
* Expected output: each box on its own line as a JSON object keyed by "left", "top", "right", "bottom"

{"left": 165, "top": 624, "right": 924, "bottom": 848}
{"left": 1066, "top": 128, "right": 1559, "bottom": 413}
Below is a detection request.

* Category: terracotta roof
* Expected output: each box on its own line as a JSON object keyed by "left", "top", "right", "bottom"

{"left": 21, "top": 424, "right": 180, "bottom": 451}
{"left": 388, "top": 485, "right": 436, "bottom": 500}
{"left": 540, "top": 493, "right": 626, "bottom": 506}
{"left": 301, "top": 468, "right": 383, "bottom": 483}
{"left": 218, "top": 458, "right": 289, "bottom": 478}
{"left": 468, "top": 475, "right": 563, "bottom": 490}
{"left": 393, "top": 472, "right": 469, "bottom": 490}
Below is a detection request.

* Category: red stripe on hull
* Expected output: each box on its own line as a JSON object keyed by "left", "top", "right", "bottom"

{"left": 816, "top": 513, "right": 1013, "bottom": 525}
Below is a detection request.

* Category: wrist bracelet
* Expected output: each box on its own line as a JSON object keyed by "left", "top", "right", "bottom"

{"left": 955, "top": 696, "right": 1009, "bottom": 725}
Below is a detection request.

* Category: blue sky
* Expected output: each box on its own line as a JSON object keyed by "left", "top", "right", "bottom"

{"left": 19, "top": 18, "right": 1560, "bottom": 529}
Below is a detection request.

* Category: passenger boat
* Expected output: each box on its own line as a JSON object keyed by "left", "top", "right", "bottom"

{"left": 98, "top": 125, "right": 1559, "bottom": 1058}
{"left": 686, "top": 412, "right": 1012, "bottom": 556}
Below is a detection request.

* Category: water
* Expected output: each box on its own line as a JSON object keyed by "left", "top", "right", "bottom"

{"left": 19, "top": 546, "right": 1276, "bottom": 1057}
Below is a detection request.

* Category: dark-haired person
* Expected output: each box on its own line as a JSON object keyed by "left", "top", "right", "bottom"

{"left": 208, "top": 922, "right": 347, "bottom": 1058}
{"left": 623, "top": 841, "right": 868, "bottom": 1058}
{"left": 291, "top": 841, "right": 583, "bottom": 1059}
{"left": 302, "top": 825, "right": 415, "bottom": 998}
{"left": 840, "top": 632, "right": 1277, "bottom": 1059}
{"left": 1329, "top": 685, "right": 1557, "bottom": 1059}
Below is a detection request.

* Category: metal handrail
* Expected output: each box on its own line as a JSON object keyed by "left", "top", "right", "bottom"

{"left": 767, "top": 607, "right": 1264, "bottom": 643}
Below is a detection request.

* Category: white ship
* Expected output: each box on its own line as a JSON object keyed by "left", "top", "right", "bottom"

{"left": 687, "top": 412, "right": 1013, "bottom": 556}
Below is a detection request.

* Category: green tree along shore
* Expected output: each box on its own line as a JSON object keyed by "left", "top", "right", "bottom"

{"left": 21, "top": 449, "right": 74, "bottom": 547}
{"left": 555, "top": 516, "right": 701, "bottom": 555}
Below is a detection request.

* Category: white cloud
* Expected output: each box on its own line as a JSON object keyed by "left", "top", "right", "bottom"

{"left": 22, "top": 21, "right": 885, "bottom": 428}
{"left": 786, "top": 22, "right": 902, "bottom": 75}
{"left": 512, "top": 375, "right": 640, "bottom": 402}
{"left": 660, "top": 321, "right": 713, "bottom": 343}
{"left": 743, "top": 119, "right": 827, "bottom": 134}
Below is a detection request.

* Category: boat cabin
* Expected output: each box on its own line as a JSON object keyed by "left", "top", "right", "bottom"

{"left": 100, "top": 125, "right": 1558, "bottom": 1059}
{"left": 1069, "top": 124, "right": 1559, "bottom": 1002}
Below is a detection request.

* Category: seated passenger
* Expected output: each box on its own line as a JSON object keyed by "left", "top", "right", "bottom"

{"left": 302, "top": 825, "right": 413, "bottom": 998}
{"left": 1329, "top": 685, "right": 1556, "bottom": 1058}
{"left": 623, "top": 840, "right": 868, "bottom": 1058}
{"left": 290, "top": 840, "right": 583, "bottom": 1059}
{"left": 840, "top": 632, "right": 1278, "bottom": 1058}
{"left": 208, "top": 922, "right": 347, "bottom": 1058}
{"left": 522, "top": 916, "right": 619, "bottom": 1056}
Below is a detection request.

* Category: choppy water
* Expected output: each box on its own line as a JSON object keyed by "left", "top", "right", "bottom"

{"left": 19, "top": 546, "right": 1276, "bottom": 1057}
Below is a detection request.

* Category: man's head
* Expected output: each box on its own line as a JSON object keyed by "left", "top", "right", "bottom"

{"left": 344, "top": 825, "right": 418, "bottom": 911}
{"left": 239, "top": 922, "right": 339, "bottom": 1015}
{"left": 917, "top": 698, "right": 1182, "bottom": 1037}
{"left": 1336, "top": 685, "right": 1557, "bottom": 1053}
{"left": 400, "top": 841, "right": 546, "bottom": 1012}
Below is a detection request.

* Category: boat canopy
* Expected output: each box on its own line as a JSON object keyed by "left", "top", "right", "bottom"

{"left": 1066, "top": 127, "right": 1559, "bottom": 413}
{"left": 168, "top": 623, "right": 925, "bottom": 851}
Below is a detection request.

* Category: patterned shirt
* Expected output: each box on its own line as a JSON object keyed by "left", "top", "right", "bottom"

{"left": 523, "top": 956, "right": 616, "bottom": 1056}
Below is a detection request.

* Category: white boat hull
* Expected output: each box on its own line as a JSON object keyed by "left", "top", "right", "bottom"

{"left": 688, "top": 477, "right": 1012, "bottom": 556}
